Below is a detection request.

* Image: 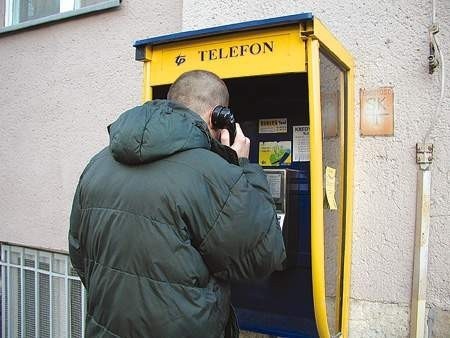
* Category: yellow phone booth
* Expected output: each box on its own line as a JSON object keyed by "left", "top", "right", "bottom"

{"left": 133, "top": 13, "right": 354, "bottom": 338}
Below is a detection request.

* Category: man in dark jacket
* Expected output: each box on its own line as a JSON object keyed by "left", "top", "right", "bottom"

{"left": 69, "top": 70, "right": 286, "bottom": 338}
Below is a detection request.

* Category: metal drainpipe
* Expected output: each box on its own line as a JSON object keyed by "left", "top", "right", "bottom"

{"left": 410, "top": 144, "right": 434, "bottom": 338}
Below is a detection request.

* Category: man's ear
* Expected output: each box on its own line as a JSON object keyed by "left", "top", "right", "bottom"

{"left": 208, "top": 109, "right": 214, "bottom": 129}
{"left": 204, "top": 108, "right": 221, "bottom": 140}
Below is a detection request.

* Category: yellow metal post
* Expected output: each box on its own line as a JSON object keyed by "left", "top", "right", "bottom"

{"left": 142, "top": 61, "right": 152, "bottom": 102}
{"left": 306, "top": 37, "right": 331, "bottom": 338}
{"left": 334, "top": 72, "right": 346, "bottom": 332}
{"left": 141, "top": 46, "right": 153, "bottom": 103}
{"left": 339, "top": 67, "right": 355, "bottom": 338}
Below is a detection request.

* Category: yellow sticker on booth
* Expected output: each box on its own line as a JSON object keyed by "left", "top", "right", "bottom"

{"left": 259, "top": 141, "right": 292, "bottom": 166}
{"left": 325, "top": 166, "right": 338, "bottom": 210}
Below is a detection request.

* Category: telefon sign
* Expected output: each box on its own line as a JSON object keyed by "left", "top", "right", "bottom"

{"left": 197, "top": 41, "right": 274, "bottom": 61}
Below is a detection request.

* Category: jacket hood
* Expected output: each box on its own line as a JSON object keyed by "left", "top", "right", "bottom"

{"left": 109, "top": 100, "right": 211, "bottom": 165}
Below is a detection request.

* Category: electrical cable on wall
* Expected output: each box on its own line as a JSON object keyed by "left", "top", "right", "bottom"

{"left": 423, "top": 0, "right": 446, "bottom": 144}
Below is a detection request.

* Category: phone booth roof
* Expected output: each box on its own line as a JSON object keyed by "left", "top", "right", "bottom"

{"left": 133, "top": 12, "right": 313, "bottom": 48}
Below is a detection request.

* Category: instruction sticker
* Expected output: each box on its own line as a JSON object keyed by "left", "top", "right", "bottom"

{"left": 259, "top": 141, "right": 292, "bottom": 166}
{"left": 259, "top": 118, "right": 288, "bottom": 134}
{"left": 293, "top": 125, "right": 310, "bottom": 162}
{"left": 266, "top": 173, "right": 282, "bottom": 199}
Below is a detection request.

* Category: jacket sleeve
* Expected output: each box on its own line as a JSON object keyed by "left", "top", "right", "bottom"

{"left": 68, "top": 181, "right": 87, "bottom": 287}
{"left": 198, "top": 158, "right": 286, "bottom": 282}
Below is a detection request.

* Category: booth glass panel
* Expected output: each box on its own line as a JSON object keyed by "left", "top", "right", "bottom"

{"left": 319, "top": 49, "right": 345, "bottom": 336}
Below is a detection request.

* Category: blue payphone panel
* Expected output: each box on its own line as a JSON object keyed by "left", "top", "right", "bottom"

{"left": 227, "top": 74, "right": 317, "bottom": 337}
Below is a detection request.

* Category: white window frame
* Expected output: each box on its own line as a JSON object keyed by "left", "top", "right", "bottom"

{"left": 1, "top": 0, "right": 120, "bottom": 34}
{"left": 1, "top": 244, "right": 86, "bottom": 338}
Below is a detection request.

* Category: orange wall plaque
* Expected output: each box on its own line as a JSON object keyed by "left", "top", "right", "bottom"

{"left": 360, "top": 87, "right": 394, "bottom": 136}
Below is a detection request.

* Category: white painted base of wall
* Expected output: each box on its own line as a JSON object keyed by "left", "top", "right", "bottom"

{"left": 349, "top": 299, "right": 450, "bottom": 338}
{"left": 427, "top": 307, "right": 450, "bottom": 338}
{"left": 349, "top": 299, "right": 409, "bottom": 337}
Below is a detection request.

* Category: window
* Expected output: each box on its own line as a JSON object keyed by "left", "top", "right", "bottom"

{"left": 0, "top": 0, "right": 120, "bottom": 33}
{"left": 0, "top": 244, "right": 86, "bottom": 338}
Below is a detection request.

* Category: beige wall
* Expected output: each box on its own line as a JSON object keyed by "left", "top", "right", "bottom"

{"left": 181, "top": 0, "right": 450, "bottom": 336}
{"left": 0, "top": 0, "right": 183, "bottom": 251}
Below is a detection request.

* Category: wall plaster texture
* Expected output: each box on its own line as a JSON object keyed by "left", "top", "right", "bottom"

{"left": 0, "top": 0, "right": 183, "bottom": 251}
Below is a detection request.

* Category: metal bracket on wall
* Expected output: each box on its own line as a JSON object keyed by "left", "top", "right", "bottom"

{"left": 428, "top": 24, "right": 440, "bottom": 74}
{"left": 416, "top": 144, "right": 433, "bottom": 170}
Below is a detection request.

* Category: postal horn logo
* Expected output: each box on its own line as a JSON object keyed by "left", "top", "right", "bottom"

{"left": 175, "top": 54, "right": 186, "bottom": 66}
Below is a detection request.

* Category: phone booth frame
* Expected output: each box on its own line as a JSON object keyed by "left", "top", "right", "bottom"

{"left": 133, "top": 13, "right": 354, "bottom": 338}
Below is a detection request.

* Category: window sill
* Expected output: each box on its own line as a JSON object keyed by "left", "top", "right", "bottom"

{"left": 0, "top": 0, "right": 121, "bottom": 35}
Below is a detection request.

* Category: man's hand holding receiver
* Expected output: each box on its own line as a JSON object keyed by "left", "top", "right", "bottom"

{"left": 220, "top": 123, "right": 250, "bottom": 159}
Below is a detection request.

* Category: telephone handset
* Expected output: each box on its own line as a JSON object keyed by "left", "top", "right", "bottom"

{"left": 212, "top": 105, "right": 237, "bottom": 145}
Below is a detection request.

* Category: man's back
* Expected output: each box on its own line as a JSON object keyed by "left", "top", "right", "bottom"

{"left": 69, "top": 100, "right": 286, "bottom": 338}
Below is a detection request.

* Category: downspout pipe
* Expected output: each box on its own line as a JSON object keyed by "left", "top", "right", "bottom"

{"left": 410, "top": 144, "right": 433, "bottom": 338}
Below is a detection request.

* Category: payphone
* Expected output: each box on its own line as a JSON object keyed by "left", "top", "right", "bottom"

{"left": 224, "top": 74, "right": 312, "bottom": 271}
{"left": 134, "top": 12, "right": 355, "bottom": 338}
{"left": 264, "top": 168, "right": 308, "bottom": 269}
{"left": 223, "top": 74, "right": 315, "bottom": 335}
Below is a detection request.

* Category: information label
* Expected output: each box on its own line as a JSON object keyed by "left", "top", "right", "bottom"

{"left": 259, "top": 118, "right": 288, "bottom": 134}
{"left": 266, "top": 173, "right": 282, "bottom": 199}
{"left": 293, "top": 125, "right": 310, "bottom": 162}
{"left": 259, "top": 141, "right": 292, "bottom": 166}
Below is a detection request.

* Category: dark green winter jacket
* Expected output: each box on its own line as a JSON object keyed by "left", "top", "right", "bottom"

{"left": 69, "top": 100, "right": 286, "bottom": 338}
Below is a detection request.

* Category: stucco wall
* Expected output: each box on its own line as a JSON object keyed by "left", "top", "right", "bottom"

{"left": 181, "top": 0, "right": 450, "bottom": 336}
{"left": 0, "top": 0, "right": 183, "bottom": 251}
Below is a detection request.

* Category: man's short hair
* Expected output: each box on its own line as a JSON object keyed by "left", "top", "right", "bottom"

{"left": 167, "top": 70, "right": 229, "bottom": 117}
